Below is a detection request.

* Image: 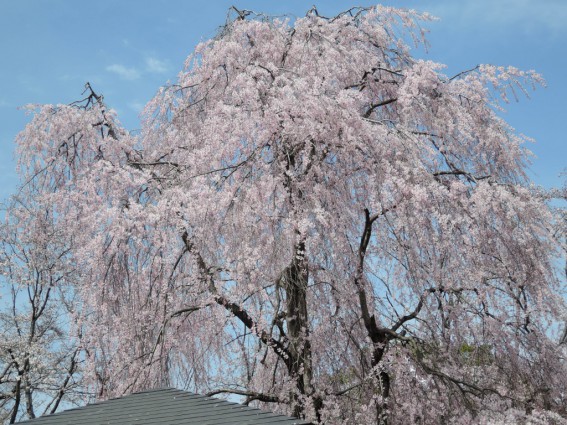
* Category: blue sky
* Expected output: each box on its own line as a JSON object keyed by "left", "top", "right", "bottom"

{"left": 0, "top": 0, "right": 565, "bottom": 202}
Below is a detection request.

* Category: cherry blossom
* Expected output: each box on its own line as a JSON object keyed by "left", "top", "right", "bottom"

{"left": 9, "top": 6, "right": 566, "bottom": 424}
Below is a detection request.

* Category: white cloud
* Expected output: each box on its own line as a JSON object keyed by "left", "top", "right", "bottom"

{"left": 145, "top": 57, "right": 169, "bottom": 74}
{"left": 106, "top": 64, "right": 141, "bottom": 80}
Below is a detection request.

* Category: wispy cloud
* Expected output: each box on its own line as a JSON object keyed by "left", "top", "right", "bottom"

{"left": 106, "top": 58, "right": 169, "bottom": 81}
{"left": 17, "top": 75, "right": 44, "bottom": 95}
{"left": 106, "top": 64, "right": 141, "bottom": 80}
{"left": 426, "top": 0, "right": 567, "bottom": 35}
{"left": 145, "top": 57, "right": 169, "bottom": 74}
{"left": 128, "top": 101, "right": 145, "bottom": 113}
{"left": 58, "top": 74, "right": 104, "bottom": 86}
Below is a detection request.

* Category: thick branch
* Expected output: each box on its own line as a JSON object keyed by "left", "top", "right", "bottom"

{"left": 354, "top": 208, "right": 374, "bottom": 332}
{"left": 214, "top": 294, "right": 294, "bottom": 371}
{"left": 390, "top": 290, "right": 428, "bottom": 332}
{"left": 449, "top": 65, "right": 480, "bottom": 81}
{"left": 363, "top": 98, "right": 397, "bottom": 118}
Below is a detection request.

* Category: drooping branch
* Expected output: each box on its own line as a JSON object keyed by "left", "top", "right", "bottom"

{"left": 180, "top": 231, "right": 295, "bottom": 372}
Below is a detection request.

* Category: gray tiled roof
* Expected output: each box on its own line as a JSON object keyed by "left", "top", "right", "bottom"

{"left": 18, "top": 388, "right": 312, "bottom": 425}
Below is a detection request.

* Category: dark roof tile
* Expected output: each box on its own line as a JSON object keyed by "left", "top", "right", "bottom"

{"left": 17, "top": 388, "right": 312, "bottom": 425}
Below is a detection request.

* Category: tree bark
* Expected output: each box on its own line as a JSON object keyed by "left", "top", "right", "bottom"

{"left": 281, "top": 240, "right": 315, "bottom": 419}
{"left": 355, "top": 210, "right": 392, "bottom": 424}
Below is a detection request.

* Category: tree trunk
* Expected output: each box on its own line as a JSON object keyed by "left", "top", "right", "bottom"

{"left": 282, "top": 241, "right": 314, "bottom": 419}
{"left": 370, "top": 330, "right": 390, "bottom": 424}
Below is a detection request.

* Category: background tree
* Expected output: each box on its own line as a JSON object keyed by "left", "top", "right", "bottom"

{"left": 0, "top": 193, "right": 82, "bottom": 423}
{"left": 9, "top": 5, "right": 567, "bottom": 424}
